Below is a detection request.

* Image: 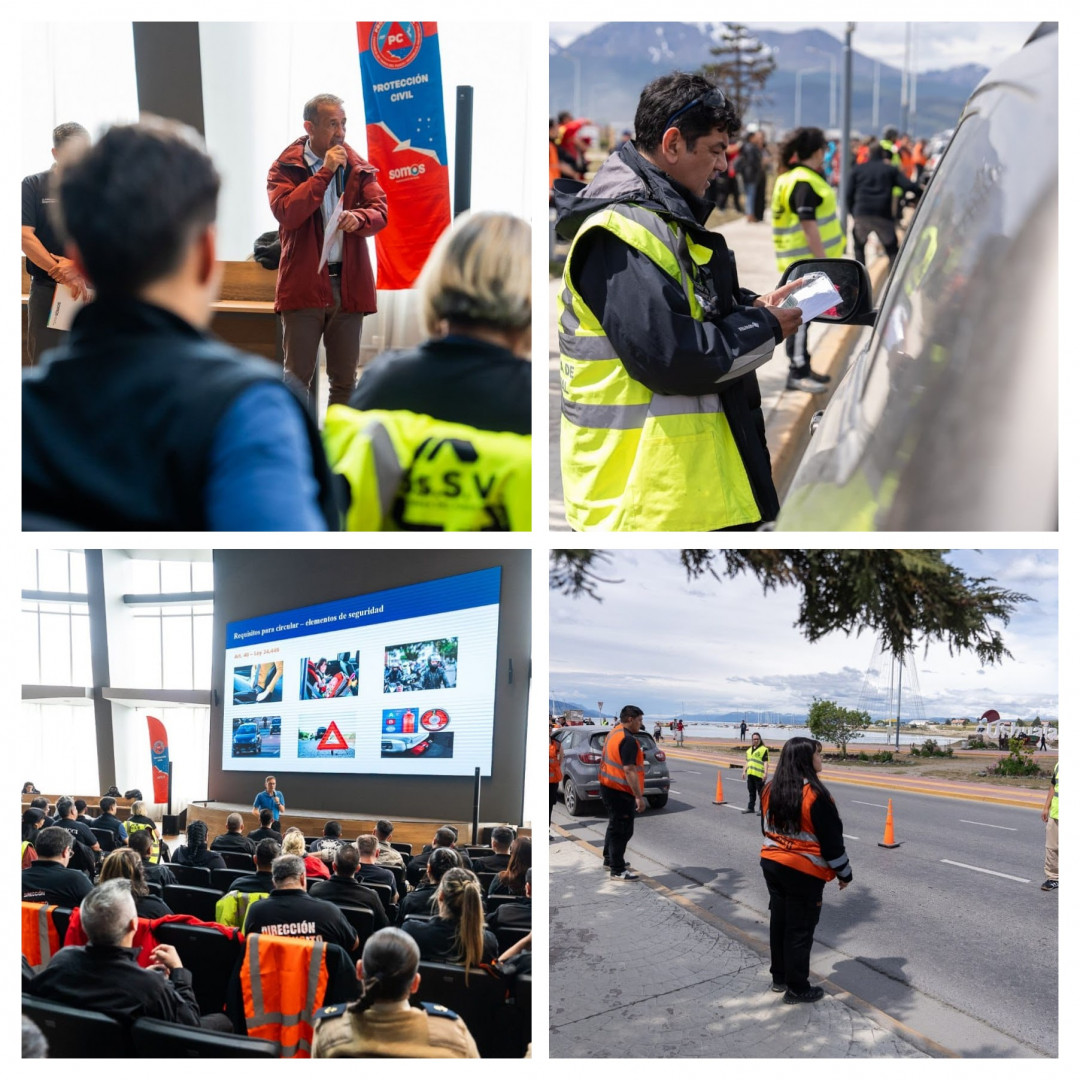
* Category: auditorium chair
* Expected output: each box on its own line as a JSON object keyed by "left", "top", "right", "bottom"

{"left": 91, "top": 828, "right": 118, "bottom": 852}
{"left": 162, "top": 863, "right": 213, "bottom": 888}
{"left": 476, "top": 871, "right": 497, "bottom": 894}
{"left": 210, "top": 868, "right": 249, "bottom": 892}
{"left": 162, "top": 884, "right": 221, "bottom": 922}
{"left": 389, "top": 842, "right": 413, "bottom": 856}
{"left": 146, "top": 881, "right": 164, "bottom": 898}
{"left": 493, "top": 925, "right": 530, "bottom": 954}
{"left": 467, "top": 846, "right": 495, "bottom": 859}
{"left": 485, "top": 894, "right": 526, "bottom": 915}
{"left": 338, "top": 905, "right": 376, "bottom": 953}
{"left": 131, "top": 1016, "right": 277, "bottom": 1058}
{"left": 154, "top": 923, "right": 244, "bottom": 1017}
{"left": 363, "top": 881, "right": 395, "bottom": 921}
{"left": 51, "top": 906, "right": 73, "bottom": 944}
{"left": 21, "top": 994, "right": 131, "bottom": 1058}
{"left": 219, "top": 851, "right": 255, "bottom": 872}
{"left": 414, "top": 961, "right": 521, "bottom": 1057}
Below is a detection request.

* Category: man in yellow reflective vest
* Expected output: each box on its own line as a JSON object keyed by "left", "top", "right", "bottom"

{"left": 553, "top": 72, "right": 805, "bottom": 531}
{"left": 742, "top": 732, "right": 769, "bottom": 815}
{"left": 1040, "top": 761, "right": 1058, "bottom": 891}
{"left": 600, "top": 706, "right": 648, "bottom": 880}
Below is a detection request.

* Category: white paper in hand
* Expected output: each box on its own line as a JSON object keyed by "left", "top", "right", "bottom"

{"left": 317, "top": 193, "right": 345, "bottom": 273}
{"left": 779, "top": 271, "right": 843, "bottom": 324}
{"left": 47, "top": 283, "right": 91, "bottom": 331}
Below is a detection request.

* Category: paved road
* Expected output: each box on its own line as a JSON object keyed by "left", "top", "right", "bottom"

{"left": 553, "top": 756, "right": 1057, "bottom": 1056}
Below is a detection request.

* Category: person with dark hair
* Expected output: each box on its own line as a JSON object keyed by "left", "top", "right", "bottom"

{"left": 22, "top": 781, "right": 41, "bottom": 795}
{"left": 600, "top": 706, "right": 648, "bottom": 880}
{"left": 397, "top": 846, "right": 460, "bottom": 924}
{"left": 28, "top": 796, "right": 54, "bottom": 827}
{"left": 405, "top": 827, "right": 473, "bottom": 888}
{"left": 737, "top": 129, "right": 768, "bottom": 223}
{"left": 846, "top": 142, "right": 921, "bottom": 268}
{"left": 73, "top": 798, "right": 95, "bottom": 829}
{"left": 268, "top": 93, "right": 388, "bottom": 408}
{"left": 22, "top": 808, "right": 46, "bottom": 868}
{"left": 172, "top": 820, "right": 226, "bottom": 870}
{"left": 22, "top": 826, "right": 93, "bottom": 906}
{"left": 210, "top": 812, "right": 257, "bottom": 855}
{"left": 93, "top": 797, "right": 127, "bottom": 844}
{"left": 742, "top": 732, "right": 770, "bottom": 814}
{"left": 355, "top": 834, "right": 400, "bottom": 899}
{"left": 474, "top": 825, "right": 515, "bottom": 872}
{"left": 312, "top": 927, "right": 479, "bottom": 1057}
{"left": 401, "top": 868, "right": 498, "bottom": 972}
{"left": 22, "top": 117, "right": 339, "bottom": 531}
{"left": 21, "top": 122, "right": 91, "bottom": 367}
{"left": 489, "top": 867, "right": 531, "bottom": 931}
{"left": 124, "top": 800, "right": 162, "bottom": 862}
{"left": 760, "top": 737, "right": 852, "bottom": 1004}
{"left": 248, "top": 807, "right": 280, "bottom": 844}
{"left": 129, "top": 829, "right": 177, "bottom": 889}
{"left": 54, "top": 796, "right": 102, "bottom": 861}
{"left": 309, "top": 819, "right": 344, "bottom": 858}
{"left": 373, "top": 819, "right": 406, "bottom": 870}
{"left": 98, "top": 848, "right": 173, "bottom": 918}
{"left": 489, "top": 836, "right": 531, "bottom": 897}
{"left": 771, "top": 126, "right": 846, "bottom": 393}
{"left": 554, "top": 72, "right": 804, "bottom": 531}
{"left": 311, "top": 843, "right": 390, "bottom": 928}
{"left": 226, "top": 838, "right": 280, "bottom": 894}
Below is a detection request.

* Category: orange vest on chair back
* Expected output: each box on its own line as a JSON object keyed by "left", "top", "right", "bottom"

{"left": 21, "top": 902, "right": 60, "bottom": 966}
{"left": 760, "top": 782, "right": 835, "bottom": 881}
{"left": 599, "top": 726, "right": 644, "bottom": 794}
{"left": 241, "top": 933, "right": 330, "bottom": 1058}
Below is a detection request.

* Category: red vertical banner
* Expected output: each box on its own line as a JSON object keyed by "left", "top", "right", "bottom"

{"left": 146, "top": 715, "right": 170, "bottom": 803}
{"left": 358, "top": 22, "right": 452, "bottom": 289}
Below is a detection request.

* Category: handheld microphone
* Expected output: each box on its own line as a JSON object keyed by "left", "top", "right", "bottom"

{"left": 335, "top": 164, "right": 345, "bottom": 198}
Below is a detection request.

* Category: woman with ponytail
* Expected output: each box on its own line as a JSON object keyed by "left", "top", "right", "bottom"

{"left": 401, "top": 867, "right": 498, "bottom": 973}
{"left": 760, "top": 737, "right": 852, "bottom": 1004}
{"left": 171, "top": 819, "right": 225, "bottom": 870}
{"left": 312, "top": 927, "right": 480, "bottom": 1057}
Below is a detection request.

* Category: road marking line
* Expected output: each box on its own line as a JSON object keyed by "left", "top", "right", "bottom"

{"left": 669, "top": 790, "right": 681, "bottom": 795}
{"left": 853, "top": 800, "right": 888, "bottom": 808}
{"left": 959, "top": 820, "right": 1017, "bottom": 831}
{"left": 843, "top": 834, "right": 859, "bottom": 840}
{"left": 940, "top": 859, "right": 1030, "bottom": 883}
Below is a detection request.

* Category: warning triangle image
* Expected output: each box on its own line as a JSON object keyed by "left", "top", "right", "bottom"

{"left": 317, "top": 721, "right": 350, "bottom": 752}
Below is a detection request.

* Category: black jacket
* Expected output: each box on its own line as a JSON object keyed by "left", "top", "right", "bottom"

{"left": 846, "top": 158, "right": 920, "bottom": 219}
{"left": 310, "top": 876, "right": 391, "bottom": 928}
{"left": 553, "top": 143, "right": 781, "bottom": 523}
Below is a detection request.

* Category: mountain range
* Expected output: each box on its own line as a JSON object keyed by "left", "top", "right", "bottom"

{"left": 550, "top": 23, "right": 987, "bottom": 138}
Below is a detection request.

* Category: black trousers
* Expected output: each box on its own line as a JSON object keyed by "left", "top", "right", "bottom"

{"left": 852, "top": 215, "right": 899, "bottom": 266}
{"left": 601, "top": 786, "right": 636, "bottom": 873}
{"left": 549, "top": 782, "right": 559, "bottom": 822}
{"left": 760, "top": 858, "right": 825, "bottom": 993}
{"left": 746, "top": 774, "right": 764, "bottom": 811}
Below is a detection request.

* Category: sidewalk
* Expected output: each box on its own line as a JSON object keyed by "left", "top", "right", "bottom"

{"left": 549, "top": 830, "right": 930, "bottom": 1058}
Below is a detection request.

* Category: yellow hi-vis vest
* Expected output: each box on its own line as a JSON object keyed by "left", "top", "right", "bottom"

{"left": 746, "top": 743, "right": 768, "bottom": 780}
{"left": 771, "top": 166, "right": 846, "bottom": 273}
{"left": 323, "top": 406, "right": 531, "bottom": 531}
{"left": 215, "top": 889, "right": 270, "bottom": 930}
{"left": 559, "top": 203, "right": 762, "bottom": 531}
{"left": 125, "top": 819, "right": 161, "bottom": 863}
{"left": 1050, "top": 763, "right": 1059, "bottom": 821}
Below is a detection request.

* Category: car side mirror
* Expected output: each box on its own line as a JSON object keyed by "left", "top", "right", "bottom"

{"left": 778, "top": 257, "right": 877, "bottom": 326}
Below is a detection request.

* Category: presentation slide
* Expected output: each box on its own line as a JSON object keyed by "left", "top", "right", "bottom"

{"left": 221, "top": 567, "right": 501, "bottom": 777}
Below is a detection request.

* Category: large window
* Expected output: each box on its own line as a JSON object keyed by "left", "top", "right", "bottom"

{"left": 22, "top": 549, "right": 91, "bottom": 687}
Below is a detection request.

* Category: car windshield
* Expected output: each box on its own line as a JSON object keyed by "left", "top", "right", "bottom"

{"left": 237, "top": 726, "right": 256, "bottom": 735}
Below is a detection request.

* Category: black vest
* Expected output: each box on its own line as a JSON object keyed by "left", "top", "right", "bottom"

{"left": 23, "top": 298, "right": 340, "bottom": 530}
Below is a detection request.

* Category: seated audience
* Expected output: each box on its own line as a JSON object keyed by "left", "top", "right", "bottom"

{"left": 98, "top": 848, "right": 173, "bottom": 918}
{"left": 28, "top": 879, "right": 207, "bottom": 1027}
{"left": 22, "top": 117, "right": 340, "bottom": 531}
{"left": 129, "top": 829, "right": 176, "bottom": 888}
{"left": 310, "top": 843, "right": 390, "bottom": 929}
{"left": 171, "top": 820, "right": 226, "bottom": 870}
{"left": 210, "top": 812, "right": 257, "bottom": 855}
{"left": 22, "top": 782, "right": 41, "bottom": 796}
{"left": 374, "top": 819, "right": 406, "bottom": 870}
{"left": 74, "top": 799, "right": 95, "bottom": 828}
{"left": 54, "top": 796, "right": 101, "bottom": 855}
{"left": 401, "top": 868, "right": 498, "bottom": 971}
{"left": 309, "top": 820, "right": 344, "bottom": 859}
{"left": 325, "top": 211, "right": 531, "bottom": 531}
{"left": 281, "top": 826, "right": 330, "bottom": 880}
{"left": 312, "top": 927, "right": 479, "bottom": 1058}
{"left": 22, "top": 826, "right": 93, "bottom": 906}
{"left": 473, "top": 825, "right": 514, "bottom": 872}
{"left": 22, "top": 808, "right": 45, "bottom": 868}
{"left": 29, "top": 797, "right": 55, "bottom": 827}
{"left": 248, "top": 807, "right": 280, "bottom": 843}
{"left": 397, "top": 847, "right": 459, "bottom": 924}
{"left": 92, "top": 796, "right": 128, "bottom": 845}
{"left": 405, "top": 827, "right": 473, "bottom": 888}
{"left": 124, "top": 799, "right": 165, "bottom": 861}
{"left": 355, "top": 833, "right": 399, "bottom": 899}
{"left": 243, "top": 854, "right": 358, "bottom": 953}
{"left": 490, "top": 868, "right": 531, "bottom": 930}
{"left": 229, "top": 837, "right": 280, "bottom": 893}
{"left": 489, "top": 836, "right": 531, "bottom": 897}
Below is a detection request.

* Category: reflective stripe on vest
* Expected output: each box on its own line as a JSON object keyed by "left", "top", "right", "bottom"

{"left": 771, "top": 166, "right": 846, "bottom": 272}
{"left": 599, "top": 726, "right": 643, "bottom": 793}
{"left": 21, "top": 902, "right": 60, "bottom": 966}
{"left": 549, "top": 741, "right": 562, "bottom": 783}
{"left": 215, "top": 890, "right": 269, "bottom": 929}
{"left": 125, "top": 820, "right": 161, "bottom": 862}
{"left": 242, "top": 933, "right": 329, "bottom": 1058}
{"left": 760, "top": 783, "right": 835, "bottom": 880}
{"left": 323, "top": 406, "right": 532, "bottom": 532}
{"left": 559, "top": 203, "right": 761, "bottom": 531}
{"left": 746, "top": 744, "right": 768, "bottom": 780}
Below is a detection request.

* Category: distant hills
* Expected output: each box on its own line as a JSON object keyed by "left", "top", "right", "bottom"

{"left": 550, "top": 23, "right": 986, "bottom": 138}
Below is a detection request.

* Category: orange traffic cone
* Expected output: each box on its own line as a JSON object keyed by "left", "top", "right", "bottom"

{"left": 712, "top": 770, "right": 725, "bottom": 805}
{"left": 878, "top": 798, "right": 900, "bottom": 848}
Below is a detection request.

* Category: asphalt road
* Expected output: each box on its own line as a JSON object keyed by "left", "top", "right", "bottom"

{"left": 553, "top": 757, "right": 1057, "bottom": 1056}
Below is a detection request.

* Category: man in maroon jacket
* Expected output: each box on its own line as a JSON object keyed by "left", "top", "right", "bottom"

{"left": 268, "top": 93, "right": 388, "bottom": 406}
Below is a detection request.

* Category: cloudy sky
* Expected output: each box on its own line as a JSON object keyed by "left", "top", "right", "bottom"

{"left": 549, "top": 550, "right": 1058, "bottom": 721}
{"left": 549, "top": 21, "right": 1039, "bottom": 74}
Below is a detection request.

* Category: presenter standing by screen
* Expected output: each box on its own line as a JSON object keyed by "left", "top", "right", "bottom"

{"left": 253, "top": 776, "right": 285, "bottom": 829}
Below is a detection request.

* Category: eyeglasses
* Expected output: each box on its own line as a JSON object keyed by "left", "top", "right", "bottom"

{"left": 663, "top": 87, "right": 728, "bottom": 132}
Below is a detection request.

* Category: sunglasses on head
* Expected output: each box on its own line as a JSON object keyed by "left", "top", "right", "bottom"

{"left": 663, "top": 87, "right": 728, "bottom": 132}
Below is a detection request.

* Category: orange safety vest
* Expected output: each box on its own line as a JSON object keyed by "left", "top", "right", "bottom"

{"left": 549, "top": 140, "right": 560, "bottom": 191}
{"left": 241, "top": 933, "right": 330, "bottom": 1058}
{"left": 21, "top": 902, "right": 60, "bottom": 966}
{"left": 599, "top": 725, "right": 644, "bottom": 794}
{"left": 549, "top": 740, "right": 562, "bottom": 783}
{"left": 760, "top": 782, "right": 836, "bottom": 881}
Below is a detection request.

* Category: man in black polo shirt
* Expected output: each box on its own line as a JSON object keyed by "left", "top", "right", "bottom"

{"left": 474, "top": 825, "right": 514, "bottom": 872}
{"left": 357, "top": 834, "right": 402, "bottom": 899}
{"left": 21, "top": 827, "right": 93, "bottom": 906}
{"left": 310, "top": 843, "right": 389, "bottom": 929}
{"left": 404, "top": 827, "right": 473, "bottom": 888}
{"left": 229, "top": 838, "right": 280, "bottom": 893}
{"left": 210, "top": 812, "right": 257, "bottom": 856}
{"left": 248, "top": 808, "right": 280, "bottom": 844}
{"left": 243, "top": 855, "right": 358, "bottom": 954}
{"left": 54, "top": 797, "right": 100, "bottom": 853}
{"left": 93, "top": 797, "right": 128, "bottom": 846}
{"left": 21, "top": 122, "right": 91, "bottom": 367}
